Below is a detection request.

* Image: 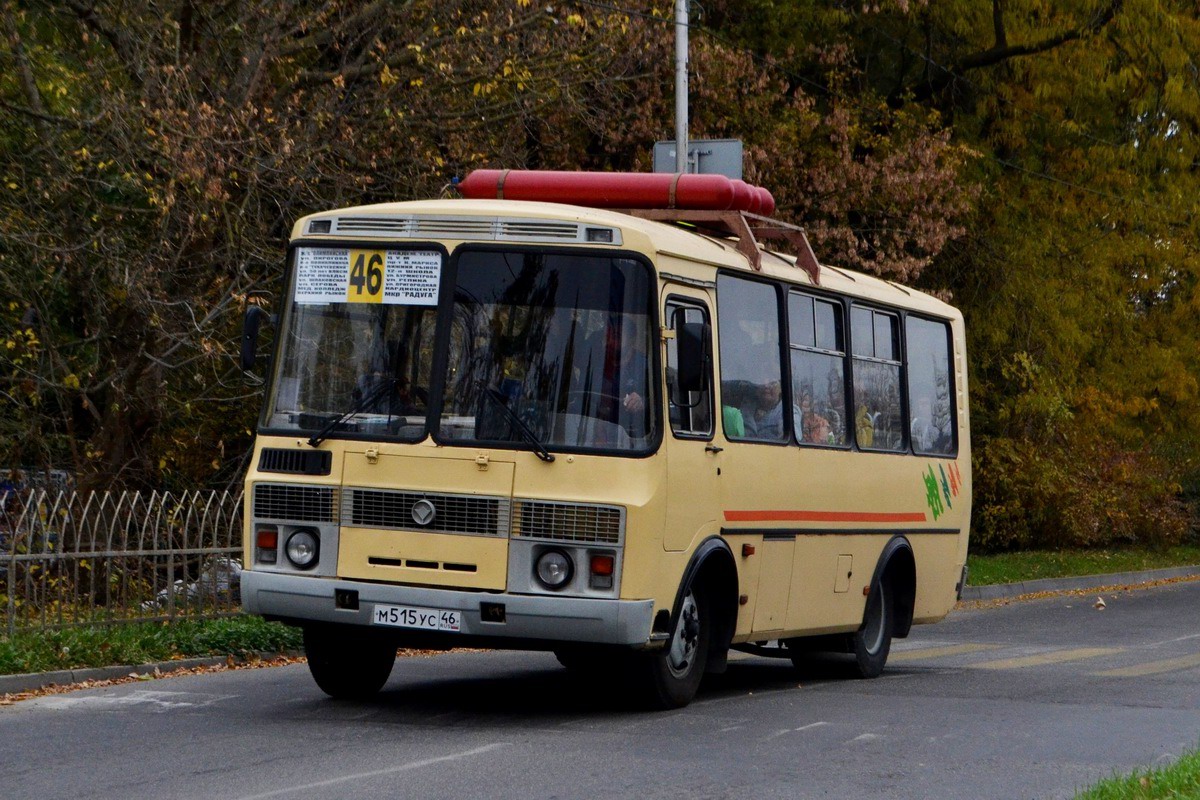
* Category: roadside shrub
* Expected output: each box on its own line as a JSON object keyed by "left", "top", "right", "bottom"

{"left": 973, "top": 433, "right": 1190, "bottom": 552}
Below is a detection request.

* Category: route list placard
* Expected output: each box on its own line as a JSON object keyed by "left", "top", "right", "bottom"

{"left": 294, "top": 247, "right": 442, "bottom": 305}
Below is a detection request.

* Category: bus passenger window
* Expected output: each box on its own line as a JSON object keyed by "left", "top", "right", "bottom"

{"left": 666, "top": 301, "right": 714, "bottom": 437}
{"left": 788, "top": 292, "right": 848, "bottom": 446}
{"left": 851, "top": 306, "right": 904, "bottom": 452}
{"left": 717, "top": 275, "right": 786, "bottom": 443}
{"left": 906, "top": 316, "right": 955, "bottom": 455}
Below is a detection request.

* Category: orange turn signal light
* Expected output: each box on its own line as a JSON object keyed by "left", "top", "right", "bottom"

{"left": 256, "top": 526, "right": 279, "bottom": 549}
{"left": 590, "top": 554, "right": 615, "bottom": 577}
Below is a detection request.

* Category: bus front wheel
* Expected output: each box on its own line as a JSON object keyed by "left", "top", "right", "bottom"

{"left": 851, "top": 576, "right": 894, "bottom": 678}
{"left": 303, "top": 626, "right": 397, "bottom": 700}
{"left": 632, "top": 586, "right": 710, "bottom": 709}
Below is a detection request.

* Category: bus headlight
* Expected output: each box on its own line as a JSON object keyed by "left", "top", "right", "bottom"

{"left": 285, "top": 529, "right": 320, "bottom": 570}
{"left": 535, "top": 549, "right": 573, "bottom": 590}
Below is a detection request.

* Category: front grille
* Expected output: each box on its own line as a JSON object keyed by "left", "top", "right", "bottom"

{"left": 343, "top": 488, "right": 510, "bottom": 537}
{"left": 253, "top": 483, "right": 338, "bottom": 523}
{"left": 258, "top": 448, "right": 332, "bottom": 476}
{"left": 512, "top": 500, "right": 624, "bottom": 545}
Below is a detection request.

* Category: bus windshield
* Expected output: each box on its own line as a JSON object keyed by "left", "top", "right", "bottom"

{"left": 439, "top": 249, "right": 657, "bottom": 453}
{"left": 263, "top": 247, "right": 658, "bottom": 455}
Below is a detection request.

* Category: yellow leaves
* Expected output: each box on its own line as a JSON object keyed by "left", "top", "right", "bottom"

{"left": 380, "top": 65, "right": 398, "bottom": 87}
{"left": 63, "top": 374, "right": 81, "bottom": 390}
{"left": 566, "top": 13, "right": 584, "bottom": 27}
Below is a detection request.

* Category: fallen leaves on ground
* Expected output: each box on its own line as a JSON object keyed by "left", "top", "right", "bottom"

{"left": 957, "top": 573, "right": 1200, "bottom": 611}
{"left": 0, "top": 647, "right": 476, "bottom": 706}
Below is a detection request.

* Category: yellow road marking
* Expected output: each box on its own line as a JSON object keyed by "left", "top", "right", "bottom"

{"left": 973, "top": 647, "right": 1123, "bottom": 670}
{"left": 888, "top": 643, "right": 1002, "bottom": 663}
{"left": 1094, "top": 652, "right": 1200, "bottom": 678}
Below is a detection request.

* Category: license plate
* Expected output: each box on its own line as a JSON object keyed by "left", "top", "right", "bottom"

{"left": 371, "top": 604, "right": 461, "bottom": 632}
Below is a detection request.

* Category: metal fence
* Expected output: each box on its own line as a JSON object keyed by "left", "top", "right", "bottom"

{"left": 0, "top": 489, "right": 244, "bottom": 634}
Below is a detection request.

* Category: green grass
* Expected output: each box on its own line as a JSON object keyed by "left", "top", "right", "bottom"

{"left": 0, "top": 616, "right": 302, "bottom": 676}
{"left": 967, "top": 545, "right": 1200, "bottom": 587}
{"left": 1074, "top": 749, "right": 1200, "bottom": 799}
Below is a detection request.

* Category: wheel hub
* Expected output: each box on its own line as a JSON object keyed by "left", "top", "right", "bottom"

{"left": 667, "top": 593, "right": 700, "bottom": 677}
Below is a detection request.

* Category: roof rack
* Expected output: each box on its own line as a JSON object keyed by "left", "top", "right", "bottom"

{"left": 621, "top": 209, "right": 821, "bottom": 285}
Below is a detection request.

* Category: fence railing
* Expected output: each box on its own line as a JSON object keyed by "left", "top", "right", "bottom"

{"left": 1, "top": 489, "right": 244, "bottom": 635}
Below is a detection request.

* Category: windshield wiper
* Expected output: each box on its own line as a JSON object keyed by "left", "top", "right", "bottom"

{"left": 307, "top": 378, "right": 396, "bottom": 448}
{"left": 483, "top": 387, "right": 555, "bottom": 463}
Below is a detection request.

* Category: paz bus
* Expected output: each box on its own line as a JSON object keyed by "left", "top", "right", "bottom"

{"left": 240, "top": 169, "right": 970, "bottom": 709}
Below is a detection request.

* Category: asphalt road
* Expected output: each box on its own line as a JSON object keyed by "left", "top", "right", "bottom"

{"left": 5, "top": 580, "right": 1200, "bottom": 800}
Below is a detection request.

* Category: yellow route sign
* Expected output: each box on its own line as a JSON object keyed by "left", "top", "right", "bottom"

{"left": 347, "top": 250, "right": 386, "bottom": 303}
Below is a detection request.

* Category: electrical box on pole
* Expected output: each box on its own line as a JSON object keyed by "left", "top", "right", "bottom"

{"left": 653, "top": 139, "right": 744, "bottom": 179}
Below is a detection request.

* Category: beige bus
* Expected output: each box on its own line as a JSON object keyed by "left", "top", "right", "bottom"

{"left": 240, "top": 176, "right": 970, "bottom": 709}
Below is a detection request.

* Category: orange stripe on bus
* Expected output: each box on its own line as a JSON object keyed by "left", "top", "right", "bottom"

{"left": 723, "top": 510, "right": 929, "bottom": 523}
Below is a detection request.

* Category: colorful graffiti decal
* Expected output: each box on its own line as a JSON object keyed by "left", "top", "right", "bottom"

{"left": 923, "top": 466, "right": 943, "bottom": 520}
{"left": 924, "top": 461, "right": 961, "bottom": 521}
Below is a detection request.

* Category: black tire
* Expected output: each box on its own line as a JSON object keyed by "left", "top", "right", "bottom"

{"left": 303, "top": 626, "right": 397, "bottom": 700}
{"left": 851, "top": 576, "right": 894, "bottom": 678}
{"left": 630, "top": 586, "right": 710, "bottom": 709}
{"left": 554, "top": 645, "right": 624, "bottom": 676}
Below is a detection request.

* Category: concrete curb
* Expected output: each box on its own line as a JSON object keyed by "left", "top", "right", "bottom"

{"left": 960, "top": 565, "right": 1200, "bottom": 602}
{"left": 0, "top": 652, "right": 302, "bottom": 696}
{"left": 5, "top": 567, "right": 1200, "bottom": 694}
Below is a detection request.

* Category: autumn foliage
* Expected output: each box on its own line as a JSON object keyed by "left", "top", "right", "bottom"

{"left": 2, "top": 1, "right": 1198, "bottom": 550}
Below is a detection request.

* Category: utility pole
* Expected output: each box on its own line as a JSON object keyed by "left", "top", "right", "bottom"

{"left": 674, "top": 0, "right": 688, "bottom": 173}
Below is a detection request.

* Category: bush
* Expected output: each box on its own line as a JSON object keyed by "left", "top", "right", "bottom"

{"left": 973, "top": 432, "right": 1191, "bottom": 552}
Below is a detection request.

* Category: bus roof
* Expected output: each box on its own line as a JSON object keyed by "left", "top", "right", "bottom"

{"left": 292, "top": 198, "right": 960, "bottom": 319}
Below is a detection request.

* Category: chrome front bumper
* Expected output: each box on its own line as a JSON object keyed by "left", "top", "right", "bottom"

{"left": 242, "top": 570, "right": 655, "bottom": 646}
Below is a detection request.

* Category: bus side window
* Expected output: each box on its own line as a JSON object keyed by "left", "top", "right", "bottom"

{"left": 788, "top": 292, "right": 848, "bottom": 446}
{"left": 851, "top": 305, "right": 904, "bottom": 452}
{"left": 666, "top": 300, "right": 713, "bottom": 437}
{"left": 717, "top": 275, "right": 787, "bottom": 443}
{"left": 906, "top": 316, "right": 955, "bottom": 455}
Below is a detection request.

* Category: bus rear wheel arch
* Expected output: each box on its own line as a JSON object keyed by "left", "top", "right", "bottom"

{"left": 785, "top": 537, "right": 916, "bottom": 678}
{"left": 851, "top": 537, "right": 916, "bottom": 677}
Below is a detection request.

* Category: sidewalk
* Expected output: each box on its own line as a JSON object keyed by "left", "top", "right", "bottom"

{"left": 5, "top": 565, "right": 1200, "bottom": 696}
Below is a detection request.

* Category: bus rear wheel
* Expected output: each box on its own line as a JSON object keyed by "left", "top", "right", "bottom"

{"left": 303, "top": 626, "right": 397, "bottom": 700}
{"left": 631, "top": 587, "right": 710, "bottom": 709}
{"left": 851, "top": 576, "right": 894, "bottom": 678}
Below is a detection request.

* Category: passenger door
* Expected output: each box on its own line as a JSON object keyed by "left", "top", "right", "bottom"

{"left": 662, "top": 288, "right": 719, "bottom": 552}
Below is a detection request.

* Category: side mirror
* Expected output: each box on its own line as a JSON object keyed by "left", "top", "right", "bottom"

{"left": 241, "top": 305, "right": 271, "bottom": 371}
{"left": 676, "top": 319, "right": 709, "bottom": 395}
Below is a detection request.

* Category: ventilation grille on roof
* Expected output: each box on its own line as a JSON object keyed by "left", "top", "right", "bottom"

{"left": 309, "top": 215, "right": 621, "bottom": 245}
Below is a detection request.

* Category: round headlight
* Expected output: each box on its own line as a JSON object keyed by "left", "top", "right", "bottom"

{"left": 285, "top": 529, "right": 319, "bottom": 569}
{"left": 535, "top": 549, "right": 573, "bottom": 590}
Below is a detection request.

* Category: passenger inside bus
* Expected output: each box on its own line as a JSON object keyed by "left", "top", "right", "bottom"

{"left": 797, "top": 390, "right": 831, "bottom": 444}
{"left": 742, "top": 378, "right": 784, "bottom": 440}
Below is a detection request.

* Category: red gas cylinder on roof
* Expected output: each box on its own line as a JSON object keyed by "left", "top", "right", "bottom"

{"left": 458, "top": 169, "right": 772, "bottom": 213}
